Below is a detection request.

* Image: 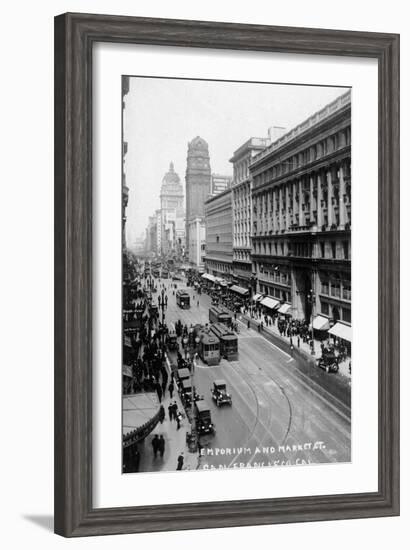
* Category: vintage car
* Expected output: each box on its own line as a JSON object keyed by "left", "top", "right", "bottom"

{"left": 195, "top": 400, "right": 214, "bottom": 436}
{"left": 316, "top": 347, "right": 339, "bottom": 373}
{"left": 211, "top": 379, "right": 232, "bottom": 406}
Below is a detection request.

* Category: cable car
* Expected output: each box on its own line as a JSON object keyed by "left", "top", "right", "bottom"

{"left": 209, "top": 322, "right": 238, "bottom": 361}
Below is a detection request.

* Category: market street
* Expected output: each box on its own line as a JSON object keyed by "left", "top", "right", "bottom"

{"left": 160, "top": 276, "right": 351, "bottom": 470}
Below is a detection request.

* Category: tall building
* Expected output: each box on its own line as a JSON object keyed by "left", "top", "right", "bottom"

{"left": 230, "top": 137, "right": 271, "bottom": 290}
{"left": 159, "top": 162, "right": 185, "bottom": 256}
{"left": 204, "top": 188, "right": 233, "bottom": 279}
{"left": 249, "top": 90, "right": 351, "bottom": 330}
{"left": 122, "top": 77, "right": 130, "bottom": 251}
{"left": 210, "top": 173, "right": 232, "bottom": 197}
{"left": 185, "top": 136, "right": 211, "bottom": 267}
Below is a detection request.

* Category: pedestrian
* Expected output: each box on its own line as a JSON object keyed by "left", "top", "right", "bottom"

{"left": 197, "top": 300, "right": 199, "bottom": 307}
{"left": 159, "top": 404, "right": 165, "bottom": 424}
{"left": 168, "top": 403, "right": 173, "bottom": 421}
{"left": 168, "top": 381, "right": 174, "bottom": 399}
{"left": 176, "top": 452, "right": 184, "bottom": 470}
{"left": 297, "top": 336, "right": 300, "bottom": 348}
{"left": 151, "top": 434, "right": 159, "bottom": 458}
{"left": 156, "top": 383, "right": 162, "bottom": 403}
{"left": 158, "top": 435, "right": 165, "bottom": 458}
{"left": 176, "top": 411, "right": 182, "bottom": 430}
{"left": 247, "top": 319, "right": 250, "bottom": 329}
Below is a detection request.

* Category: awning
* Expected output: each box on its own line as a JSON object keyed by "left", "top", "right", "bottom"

{"left": 312, "top": 315, "right": 330, "bottom": 331}
{"left": 252, "top": 293, "right": 263, "bottom": 302}
{"left": 122, "top": 365, "right": 133, "bottom": 378}
{"left": 230, "top": 285, "right": 249, "bottom": 296}
{"left": 278, "top": 303, "right": 292, "bottom": 315}
{"left": 328, "top": 322, "right": 352, "bottom": 342}
{"left": 124, "top": 336, "right": 133, "bottom": 348}
{"left": 260, "top": 296, "right": 280, "bottom": 309}
{"left": 201, "top": 273, "right": 216, "bottom": 282}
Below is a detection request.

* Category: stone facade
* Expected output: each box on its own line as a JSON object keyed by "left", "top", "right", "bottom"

{"left": 230, "top": 137, "right": 270, "bottom": 290}
{"left": 249, "top": 91, "right": 351, "bottom": 325}
{"left": 185, "top": 136, "right": 211, "bottom": 266}
{"left": 204, "top": 188, "right": 233, "bottom": 279}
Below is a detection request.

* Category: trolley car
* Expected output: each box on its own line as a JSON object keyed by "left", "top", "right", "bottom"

{"left": 208, "top": 305, "right": 232, "bottom": 326}
{"left": 209, "top": 322, "right": 238, "bottom": 361}
{"left": 198, "top": 331, "right": 220, "bottom": 366}
{"left": 176, "top": 290, "right": 190, "bottom": 309}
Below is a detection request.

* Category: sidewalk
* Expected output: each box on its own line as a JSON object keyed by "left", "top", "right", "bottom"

{"left": 136, "top": 366, "right": 199, "bottom": 473}
{"left": 236, "top": 311, "right": 351, "bottom": 380}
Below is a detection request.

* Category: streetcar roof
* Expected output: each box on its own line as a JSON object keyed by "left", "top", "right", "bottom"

{"left": 182, "top": 379, "right": 192, "bottom": 389}
{"left": 214, "top": 379, "right": 226, "bottom": 387}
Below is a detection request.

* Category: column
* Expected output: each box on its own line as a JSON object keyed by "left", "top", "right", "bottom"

{"left": 327, "top": 169, "right": 334, "bottom": 228}
{"left": 298, "top": 179, "right": 304, "bottom": 227}
{"left": 272, "top": 188, "right": 277, "bottom": 233}
{"left": 285, "top": 183, "right": 290, "bottom": 230}
{"left": 309, "top": 175, "right": 314, "bottom": 224}
{"left": 293, "top": 181, "right": 298, "bottom": 225}
{"left": 317, "top": 172, "right": 323, "bottom": 228}
{"left": 279, "top": 185, "right": 284, "bottom": 231}
{"left": 338, "top": 163, "right": 347, "bottom": 229}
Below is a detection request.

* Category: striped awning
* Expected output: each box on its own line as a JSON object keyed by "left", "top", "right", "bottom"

{"left": 252, "top": 293, "right": 263, "bottom": 302}
{"left": 260, "top": 296, "right": 280, "bottom": 309}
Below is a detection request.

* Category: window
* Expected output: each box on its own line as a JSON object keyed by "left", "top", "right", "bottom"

{"left": 343, "top": 284, "right": 351, "bottom": 301}
{"left": 331, "top": 241, "right": 337, "bottom": 259}
{"left": 331, "top": 283, "right": 341, "bottom": 298}
{"left": 321, "top": 301, "right": 330, "bottom": 315}
{"left": 342, "top": 308, "right": 351, "bottom": 323}
{"left": 321, "top": 281, "right": 329, "bottom": 295}
{"left": 281, "top": 243, "right": 284, "bottom": 255}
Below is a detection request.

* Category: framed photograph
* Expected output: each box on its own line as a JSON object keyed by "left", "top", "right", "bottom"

{"left": 54, "top": 13, "right": 400, "bottom": 537}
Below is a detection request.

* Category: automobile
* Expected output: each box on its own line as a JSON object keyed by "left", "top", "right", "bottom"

{"left": 172, "top": 275, "right": 182, "bottom": 281}
{"left": 195, "top": 400, "right": 214, "bottom": 435}
{"left": 316, "top": 348, "right": 339, "bottom": 373}
{"left": 211, "top": 379, "right": 232, "bottom": 406}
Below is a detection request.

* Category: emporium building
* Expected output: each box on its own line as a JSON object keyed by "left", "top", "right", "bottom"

{"left": 249, "top": 91, "right": 351, "bottom": 334}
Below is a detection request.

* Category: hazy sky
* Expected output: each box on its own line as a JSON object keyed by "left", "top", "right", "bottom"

{"left": 123, "top": 77, "right": 348, "bottom": 245}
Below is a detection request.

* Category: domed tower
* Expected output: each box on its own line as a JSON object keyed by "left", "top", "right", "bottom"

{"left": 159, "top": 162, "right": 184, "bottom": 256}
{"left": 185, "top": 137, "right": 211, "bottom": 251}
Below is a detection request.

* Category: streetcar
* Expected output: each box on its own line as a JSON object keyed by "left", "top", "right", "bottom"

{"left": 198, "top": 331, "right": 220, "bottom": 366}
{"left": 208, "top": 305, "right": 232, "bottom": 326}
{"left": 209, "top": 322, "right": 238, "bottom": 361}
{"left": 176, "top": 290, "right": 190, "bottom": 309}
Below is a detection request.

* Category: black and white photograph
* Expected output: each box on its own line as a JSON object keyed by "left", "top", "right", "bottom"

{"left": 122, "top": 76, "right": 352, "bottom": 474}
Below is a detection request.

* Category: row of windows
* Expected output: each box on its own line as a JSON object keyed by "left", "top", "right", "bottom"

{"left": 320, "top": 301, "right": 351, "bottom": 323}
{"left": 252, "top": 239, "right": 350, "bottom": 260}
{"left": 320, "top": 281, "right": 351, "bottom": 301}
{"left": 252, "top": 129, "right": 351, "bottom": 187}
{"left": 259, "top": 284, "right": 290, "bottom": 302}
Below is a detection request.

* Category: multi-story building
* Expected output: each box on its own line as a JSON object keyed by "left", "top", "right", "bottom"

{"left": 185, "top": 136, "right": 211, "bottom": 267}
{"left": 204, "top": 188, "right": 233, "bottom": 279}
{"left": 249, "top": 90, "right": 351, "bottom": 330}
{"left": 230, "top": 137, "right": 271, "bottom": 290}
{"left": 210, "top": 173, "right": 232, "bottom": 197}
{"left": 159, "top": 162, "right": 185, "bottom": 255}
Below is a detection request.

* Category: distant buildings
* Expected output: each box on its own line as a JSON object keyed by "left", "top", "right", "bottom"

{"left": 160, "top": 162, "right": 185, "bottom": 256}
{"left": 229, "top": 137, "right": 271, "bottom": 290}
{"left": 210, "top": 173, "right": 232, "bottom": 197}
{"left": 204, "top": 188, "right": 233, "bottom": 279}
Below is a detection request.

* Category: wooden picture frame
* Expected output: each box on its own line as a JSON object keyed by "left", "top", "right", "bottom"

{"left": 54, "top": 12, "right": 400, "bottom": 537}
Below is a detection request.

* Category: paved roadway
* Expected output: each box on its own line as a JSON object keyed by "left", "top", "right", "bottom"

{"left": 157, "top": 276, "right": 351, "bottom": 471}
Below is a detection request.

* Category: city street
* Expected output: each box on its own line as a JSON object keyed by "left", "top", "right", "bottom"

{"left": 160, "top": 276, "right": 351, "bottom": 470}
